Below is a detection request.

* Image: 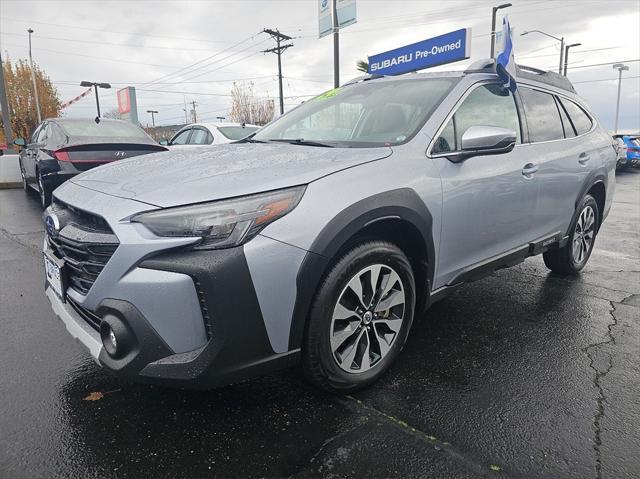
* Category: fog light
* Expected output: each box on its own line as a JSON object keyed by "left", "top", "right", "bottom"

{"left": 101, "top": 325, "right": 118, "bottom": 357}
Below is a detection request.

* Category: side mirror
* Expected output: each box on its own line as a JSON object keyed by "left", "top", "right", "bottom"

{"left": 454, "top": 126, "right": 516, "bottom": 161}
{"left": 159, "top": 139, "right": 169, "bottom": 146}
{"left": 13, "top": 138, "right": 26, "bottom": 147}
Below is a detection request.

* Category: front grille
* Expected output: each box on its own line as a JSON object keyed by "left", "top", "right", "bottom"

{"left": 48, "top": 200, "right": 119, "bottom": 295}
{"left": 67, "top": 296, "right": 101, "bottom": 331}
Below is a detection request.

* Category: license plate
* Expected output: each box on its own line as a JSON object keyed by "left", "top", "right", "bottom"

{"left": 44, "top": 252, "right": 66, "bottom": 301}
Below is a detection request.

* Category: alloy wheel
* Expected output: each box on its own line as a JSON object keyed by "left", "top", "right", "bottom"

{"left": 330, "top": 264, "right": 406, "bottom": 374}
{"left": 572, "top": 205, "right": 595, "bottom": 264}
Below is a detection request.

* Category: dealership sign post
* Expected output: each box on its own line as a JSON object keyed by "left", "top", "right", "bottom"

{"left": 319, "top": 0, "right": 357, "bottom": 88}
{"left": 368, "top": 28, "right": 471, "bottom": 76}
{"left": 117, "top": 86, "right": 139, "bottom": 125}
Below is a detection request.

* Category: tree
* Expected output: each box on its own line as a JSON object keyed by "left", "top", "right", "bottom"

{"left": 356, "top": 60, "right": 369, "bottom": 73}
{"left": 228, "top": 82, "right": 275, "bottom": 126}
{"left": 0, "top": 58, "right": 61, "bottom": 143}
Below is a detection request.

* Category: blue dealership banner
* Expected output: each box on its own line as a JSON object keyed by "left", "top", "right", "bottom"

{"left": 368, "top": 28, "right": 471, "bottom": 76}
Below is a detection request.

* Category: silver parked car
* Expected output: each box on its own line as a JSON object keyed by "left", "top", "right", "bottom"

{"left": 43, "top": 60, "right": 616, "bottom": 392}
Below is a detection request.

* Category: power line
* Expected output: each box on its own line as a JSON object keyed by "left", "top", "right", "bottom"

{"left": 567, "top": 59, "right": 640, "bottom": 70}
{"left": 0, "top": 31, "right": 225, "bottom": 52}
{"left": 573, "top": 75, "right": 640, "bottom": 84}
{"left": 1, "top": 16, "right": 241, "bottom": 45}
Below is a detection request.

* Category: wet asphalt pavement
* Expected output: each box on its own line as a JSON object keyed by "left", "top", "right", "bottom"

{"left": 1, "top": 171, "right": 639, "bottom": 479}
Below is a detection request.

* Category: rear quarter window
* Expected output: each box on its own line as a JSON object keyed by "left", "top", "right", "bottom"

{"left": 559, "top": 98, "right": 593, "bottom": 135}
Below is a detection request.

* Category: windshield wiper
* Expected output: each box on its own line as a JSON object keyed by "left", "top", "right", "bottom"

{"left": 267, "top": 138, "right": 335, "bottom": 148}
{"left": 235, "top": 132, "right": 267, "bottom": 143}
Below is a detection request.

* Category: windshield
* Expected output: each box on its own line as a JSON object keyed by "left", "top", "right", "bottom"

{"left": 58, "top": 120, "right": 149, "bottom": 139}
{"left": 253, "top": 77, "right": 456, "bottom": 147}
{"left": 219, "top": 126, "right": 259, "bottom": 140}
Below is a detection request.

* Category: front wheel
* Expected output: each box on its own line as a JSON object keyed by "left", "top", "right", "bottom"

{"left": 303, "top": 241, "right": 415, "bottom": 393}
{"left": 543, "top": 194, "right": 599, "bottom": 275}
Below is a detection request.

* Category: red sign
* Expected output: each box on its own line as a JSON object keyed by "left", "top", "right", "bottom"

{"left": 117, "top": 88, "right": 131, "bottom": 114}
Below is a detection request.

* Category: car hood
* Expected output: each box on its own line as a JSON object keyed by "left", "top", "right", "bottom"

{"left": 68, "top": 143, "right": 392, "bottom": 207}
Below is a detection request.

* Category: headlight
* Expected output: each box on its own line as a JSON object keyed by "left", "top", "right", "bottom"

{"left": 131, "top": 186, "right": 305, "bottom": 249}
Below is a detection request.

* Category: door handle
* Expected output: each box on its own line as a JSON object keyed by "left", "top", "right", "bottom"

{"left": 578, "top": 153, "right": 591, "bottom": 165}
{"left": 522, "top": 163, "right": 538, "bottom": 177}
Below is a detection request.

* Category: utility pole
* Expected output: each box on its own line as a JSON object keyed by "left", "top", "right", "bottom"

{"left": 490, "top": 3, "right": 512, "bottom": 58}
{"left": 183, "top": 95, "right": 188, "bottom": 124}
{"left": 262, "top": 28, "right": 293, "bottom": 116}
{"left": 332, "top": 0, "right": 340, "bottom": 88}
{"left": 147, "top": 110, "right": 158, "bottom": 127}
{"left": 27, "top": 29, "right": 42, "bottom": 123}
{"left": 613, "top": 63, "right": 629, "bottom": 134}
{"left": 563, "top": 43, "right": 581, "bottom": 76}
{"left": 191, "top": 100, "right": 198, "bottom": 123}
{"left": 0, "top": 50, "right": 14, "bottom": 151}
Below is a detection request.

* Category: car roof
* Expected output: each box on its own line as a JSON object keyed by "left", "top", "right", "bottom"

{"left": 188, "top": 122, "right": 260, "bottom": 130}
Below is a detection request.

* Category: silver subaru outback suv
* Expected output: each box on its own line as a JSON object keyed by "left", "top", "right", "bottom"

{"left": 43, "top": 61, "right": 616, "bottom": 392}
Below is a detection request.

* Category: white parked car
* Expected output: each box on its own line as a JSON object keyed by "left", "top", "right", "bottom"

{"left": 162, "top": 122, "right": 260, "bottom": 149}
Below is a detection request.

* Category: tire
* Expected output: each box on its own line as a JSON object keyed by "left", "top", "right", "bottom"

{"left": 303, "top": 241, "right": 415, "bottom": 393}
{"left": 543, "top": 194, "right": 599, "bottom": 275}
{"left": 37, "top": 169, "right": 51, "bottom": 208}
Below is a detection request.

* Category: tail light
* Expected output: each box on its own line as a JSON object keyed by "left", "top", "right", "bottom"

{"left": 53, "top": 150, "right": 70, "bottom": 161}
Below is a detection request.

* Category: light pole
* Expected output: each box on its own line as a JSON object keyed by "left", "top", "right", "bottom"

{"left": 521, "top": 30, "right": 564, "bottom": 74}
{"left": 27, "top": 28, "right": 42, "bottom": 123}
{"left": 216, "top": 116, "right": 226, "bottom": 122}
{"left": 80, "top": 81, "right": 111, "bottom": 119}
{"left": 613, "top": 63, "right": 629, "bottom": 134}
{"left": 490, "top": 3, "right": 512, "bottom": 58}
{"left": 563, "top": 43, "right": 581, "bottom": 76}
{"left": 146, "top": 110, "right": 158, "bottom": 127}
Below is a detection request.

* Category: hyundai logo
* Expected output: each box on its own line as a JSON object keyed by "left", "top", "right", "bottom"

{"left": 45, "top": 213, "right": 60, "bottom": 237}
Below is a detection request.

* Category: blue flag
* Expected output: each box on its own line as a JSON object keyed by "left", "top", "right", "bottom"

{"left": 496, "top": 17, "right": 517, "bottom": 92}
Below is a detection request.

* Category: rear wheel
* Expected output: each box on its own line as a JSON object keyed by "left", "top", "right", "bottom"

{"left": 303, "top": 241, "right": 415, "bottom": 393}
{"left": 543, "top": 194, "right": 599, "bottom": 275}
{"left": 37, "top": 169, "right": 51, "bottom": 208}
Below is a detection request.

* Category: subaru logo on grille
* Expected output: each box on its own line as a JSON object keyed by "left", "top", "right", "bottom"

{"left": 45, "top": 213, "right": 60, "bottom": 237}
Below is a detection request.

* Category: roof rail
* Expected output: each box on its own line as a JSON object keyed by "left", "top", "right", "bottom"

{"left": 515, "top": 64, "right": 576, "bottom": 93}
{"left": 464, "top": 58, "right": 576, "bottom": 93}
{"left": 341, "top": 73, "right": 385, "bottom": 87}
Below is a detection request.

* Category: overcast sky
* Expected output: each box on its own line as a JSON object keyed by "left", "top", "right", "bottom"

{"left": 1, "top": 0, "right": 638, "bottom": 131}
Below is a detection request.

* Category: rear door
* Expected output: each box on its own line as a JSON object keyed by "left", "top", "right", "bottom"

{"left": 430, "top": 82, "right": 538, "bottom": 288}
{"left": 519, "top": 87, "right": 593, "bottom": 237}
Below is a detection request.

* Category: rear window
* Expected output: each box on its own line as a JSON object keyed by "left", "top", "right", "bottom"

{"left": 520, "top": 88, "right": 564, "bottom": 142}
{"left": 558, "top": 98, "right": 593, "bottom": 135}
{"left": 218, "top": 126, "right": 259, "bottom": 140}
{"left": 58, "top": 120, "right": 149, "bottom": 139}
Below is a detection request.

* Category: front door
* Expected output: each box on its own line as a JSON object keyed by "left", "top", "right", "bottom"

{"left": 429, "top": 83, "right": 538, "bottom": 289}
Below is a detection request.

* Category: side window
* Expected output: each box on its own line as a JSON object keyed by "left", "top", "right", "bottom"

{"left": 558, "top": 98, "right": 593, "bottom": 135}
{"left": 189, "top": 129, "right": 209, "bottom": 145}
{"left": 432, "top": 118, "right": 455, "bottom": 153}
{"left": 36, "top": 123, "right": 50, "bottom": 143}
{"left": 206, "top": 131, "right": 214, "bottom": 144}
{"left": 555, "top": 97, "right": 576, "bottom": 138}
{"left": 433, "top": 83, "right": 521, "bottom": 153}
{"left": 170, "top": 129, "right": 191, "bottom": 145}
{"left": 30, "top": 125, "right": 43, "bottom": 144}
{"left": 520, "top": 88, "right": 564, "bottom": 142}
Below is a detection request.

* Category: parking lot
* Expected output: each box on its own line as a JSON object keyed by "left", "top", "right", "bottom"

{"left": 0, "top": 170, "right": 638, "bottom": 478}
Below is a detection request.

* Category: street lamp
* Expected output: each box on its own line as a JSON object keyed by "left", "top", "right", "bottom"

{"left": 613, "top": 63, "right": 629, "bottom": 134}
{"left": 80, "top": 81, "right": 111, "bottom": 120}
{"left": 146, "top": 110, "right": 158, "bottom": 127}
{"left": 490, "top": 3, "right": 512, "bottom": 58}
{"left": 521, "top": 30, "right": 565, "bottom": 74}
{"left": 563, "top": 43, "right": 581, "bottom": 76}
{"left": 27, "top": 28, "right": 42, "bottom": 123}
{"left": 216, "top": 116, "right": 226, "bottom": 122}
